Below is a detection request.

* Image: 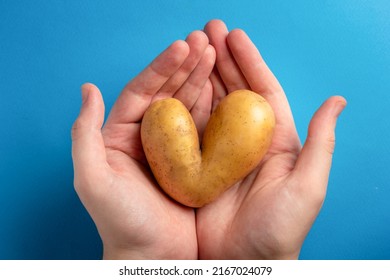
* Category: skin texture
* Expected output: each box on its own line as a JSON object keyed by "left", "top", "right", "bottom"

{"left": 196, "top": 20, "right": 347, "bottom": 259}
{"left": 72, "top": 31, "right": 215, "bottom": 259}
{"left": 141, "top": 90, "right": 275, "bottom": 207}
{"left": 71, "top": 20, "right": 346, "bottom": 260}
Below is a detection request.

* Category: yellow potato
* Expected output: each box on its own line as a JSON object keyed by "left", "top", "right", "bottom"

{"left": 141, "top": 89, "right": 275, "bottom": 207}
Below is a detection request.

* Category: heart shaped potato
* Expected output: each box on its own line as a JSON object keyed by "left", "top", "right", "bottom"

{"left": 141, "top": 89, "right": 275, "bottom": 207}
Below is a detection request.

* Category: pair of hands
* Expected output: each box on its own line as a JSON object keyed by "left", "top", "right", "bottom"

{"left": 71, "top": 20, "right": 346, "bottom": 259}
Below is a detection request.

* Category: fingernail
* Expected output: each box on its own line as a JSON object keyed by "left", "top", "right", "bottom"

{"left": 81, "top": 84, "right": 90, "bottom": 104}
{"left": 333, "top": 97, "right": 347, "bottom": 117}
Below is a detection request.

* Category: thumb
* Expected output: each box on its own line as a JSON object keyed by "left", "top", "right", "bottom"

{"left": 293, "top": 96, "right": 347, "bottom": 200}
{"left": 71, "top": 83, "right": 108, "bottom": 192}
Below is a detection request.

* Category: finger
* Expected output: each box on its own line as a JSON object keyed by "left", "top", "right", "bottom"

{"left": 157, "top": 31, "right": 209, "bottom": 97}
{"left": 226, "top": 29, "right": 295, "bottom": 130}
{"left": 190, "top": 79, "right": 213, "bottom": 140}
{"left": 105, "top": 40, "right": 189, "bottom": 125}
{"left": 292, "top": 96, "right": 347, "bottom": 201}
{"left": 204, "top": 19, "right": 249, "bottom": 92}
{"left": 209, "top": 68, "right": 227, "bottom": 111}
{"left": 173, "top": 44, "right": 216, "bottom": 109}
{"left": 71, "top": 83, "right": 109, "bottom": 191}
{"left": 227, "top": 29, "right": 283, "bottom": 95}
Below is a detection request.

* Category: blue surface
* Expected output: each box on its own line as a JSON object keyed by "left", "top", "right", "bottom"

{"left": 1, "top": 0, "right": 389, "bottom": 259}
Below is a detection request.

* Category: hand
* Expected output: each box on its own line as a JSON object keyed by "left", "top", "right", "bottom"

{"left": 71, "top": 31, "right": 215, "bottom": 259}
{"left": 196, "top": 20, "right": 347, "bottom": 259}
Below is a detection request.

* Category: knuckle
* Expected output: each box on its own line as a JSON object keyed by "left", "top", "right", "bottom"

{"left": 293, "top": 175, "right": 327, "bottom": 209}
{"left": 73, "top": 174, "right": 97, "bottom": 201}
{"left": 71, "top": 118, "right": 83, "bottom": 140}
{"left": 311, "top": 187, "right": 327, "bottom": 207}
{"left": 73, "top": 167, "right": 109, "bottom": 200}
{"left": 71, "top": 117, "right": 91, "bottom": 141}
{"left": 324, "top": 135, "right": 336, "bottom": 155}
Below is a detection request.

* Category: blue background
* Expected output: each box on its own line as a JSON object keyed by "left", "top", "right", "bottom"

{"left": 1, "top": 0, "right": 389, "bottom": 259}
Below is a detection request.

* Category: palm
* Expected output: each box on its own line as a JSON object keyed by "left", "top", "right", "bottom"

{"left": 73, "top": 20, "right": 345, "bottom": 260}
{"left": 73, "top": 31, "right": 216, "bottom": 259}
{"left": 196, "top": 84, "right": 304, "bottom": 258}
{"left": 196, "top": 20, "right": 335, "bottom": 259}
{"left": 197, "top": 114, "right": 305, "bottom": 259}
{"left": 100, "top": 124, "right": 197, "bottom": 259}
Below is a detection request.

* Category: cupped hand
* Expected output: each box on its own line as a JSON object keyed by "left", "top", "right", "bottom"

{"left": 196, "top": 20, "right": 347, "bottom": 259}
{"left": 71, "top": 31, "right": 215, "bottom": 259}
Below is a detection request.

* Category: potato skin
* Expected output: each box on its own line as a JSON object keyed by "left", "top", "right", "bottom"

{"left": 200, "top": 90, "right": 275, "bottom": 205}
{"left": 141, "top": 90, "right": 275, "bottom": 207}
{"left": 141, "top": 98, "right": 202, "bottom": 206}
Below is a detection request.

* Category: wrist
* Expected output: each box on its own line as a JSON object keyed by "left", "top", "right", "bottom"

{"left": 102, "top": 244, "right": 198, "bottom": 260}
{"left": 268, "top": 250, "right": 300, "bottom": 260}
{"left": 103, "top": 245, "right": 149, "bottom": 260}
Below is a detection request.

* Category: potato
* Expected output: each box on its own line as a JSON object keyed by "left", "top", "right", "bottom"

{"left": 141, "top": 89, "right": 275, "bottom": 207}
